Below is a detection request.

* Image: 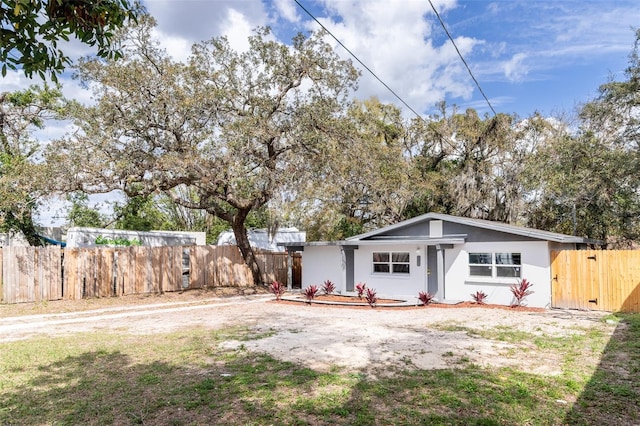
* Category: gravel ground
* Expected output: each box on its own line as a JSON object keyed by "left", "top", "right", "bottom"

{"left": 0, "top": 291, "right": 613, "bottom": 376}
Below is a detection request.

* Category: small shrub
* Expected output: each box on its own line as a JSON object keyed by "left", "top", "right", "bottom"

{"left": 510, "top": 278, "right": 534, "bottom": 307}
{"left": 471, "top": 290, "right": 488, "bottom": 305}
{"left": 355, "top": 282, "right": 367, "bottom": 299}
{"left": 365, "top": 288, "right": 377, "bottom": 308}
{"left": 322, "top": 280, "right": 336, "bottom": 295}
{"left": 269, "top": 280, "right": 286, "bottom": 301}
{"left": 418, "top": 291, "right": 434, "bottom": 306}
{"left": 304, "top": 285, "right": 319, "bottom": 303}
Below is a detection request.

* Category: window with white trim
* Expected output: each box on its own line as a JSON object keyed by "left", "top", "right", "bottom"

{"left": 469, "top": 252, "right": 521, "bottom": 278}
{"left": 373, "top": 252, "right": 410, "bottom": 274}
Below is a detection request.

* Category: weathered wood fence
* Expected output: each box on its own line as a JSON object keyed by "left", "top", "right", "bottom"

{"left": 551, "top": 250, "right": 640, "bottom": 313}
{"left": 1, "top": 245, "right": 302, "bottom": 304}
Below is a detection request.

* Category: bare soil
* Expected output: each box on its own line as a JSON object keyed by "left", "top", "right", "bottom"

{"left": 0, "top": 290, "right": 613, "bottom": 377}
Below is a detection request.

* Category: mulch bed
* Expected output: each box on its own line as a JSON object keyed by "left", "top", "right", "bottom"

{"left": 311, "top": 294, "right": 404, "bottom": 304}
{"left": 272, "top": 294, "right": 545, "bottom": 312}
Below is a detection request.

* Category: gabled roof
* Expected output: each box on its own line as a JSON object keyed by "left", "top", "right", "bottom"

{"left": 347, "top": 212, "right": 598, "bottom": 244}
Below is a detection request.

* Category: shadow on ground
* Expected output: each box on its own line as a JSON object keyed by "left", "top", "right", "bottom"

{"left": 0, "top": 337, "right": 596, "bottom": 426}
{"left": 564, "top": 311, "right": 640, "bottom": 425}
{"left": 0, "top": 346, "right": 328, "bottom": 425}
{"left": 1, "top": 310, "right": 639, "bottom": 425}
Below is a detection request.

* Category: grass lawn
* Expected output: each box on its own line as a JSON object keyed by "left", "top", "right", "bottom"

{"left": 0, "top": 314, "right": 638, "bottom": 425}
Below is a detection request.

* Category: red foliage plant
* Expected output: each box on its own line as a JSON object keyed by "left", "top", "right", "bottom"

{"left": 471, "top": 290, "right": 488, "bottom": 305}
{"left": 304, "top": 285, "right": 319, "bottom": 303}
{"left": 365, "top": 288, "right": 377, "bottom": 308}
{"left": 270, "top": 280, "right": 286, "bottom": 301}
{"left": 510, "top": 278, "right": 534, "bottom": 307}
{"left": 355, "top": 282, "right": 367, "bottom": 299}
{"left": 322, "top": 280, "right": 336, "bottom": 295}
{"left": 418, "top": 291, "right": 434, "bottom": 307}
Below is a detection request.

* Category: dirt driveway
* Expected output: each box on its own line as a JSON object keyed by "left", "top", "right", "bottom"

{"left": 0, "top": 292, "right": 613, "bottom": 376}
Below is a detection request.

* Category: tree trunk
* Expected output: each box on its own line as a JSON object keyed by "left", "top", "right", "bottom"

{"left": 231, "top": 216, "right": 263, "bottom": 286}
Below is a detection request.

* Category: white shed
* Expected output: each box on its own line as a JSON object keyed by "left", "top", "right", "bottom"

{"left": 65, "top": 227, "right": 206, "bottom": 248}
{"left": 217, "top": 228, "right": 306, "bottom": 252}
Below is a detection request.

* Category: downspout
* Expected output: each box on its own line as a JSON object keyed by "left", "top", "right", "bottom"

{"left": 436, "top": 244, "right": 446, "bottom": 301}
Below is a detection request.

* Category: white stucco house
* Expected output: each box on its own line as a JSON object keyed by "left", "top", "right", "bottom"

{"left": 280, "top": 213, "right": 598, "bottom": 308}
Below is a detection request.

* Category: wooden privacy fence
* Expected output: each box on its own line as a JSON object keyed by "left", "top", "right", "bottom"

{"left": 1, "top": 245, "right": 302, "bottom": 304}
{"left": 551, "top": 250, "right": 640, "bottom": 313}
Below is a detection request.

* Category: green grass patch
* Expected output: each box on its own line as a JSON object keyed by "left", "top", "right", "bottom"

{"left": 564, "top": 312, "right": 640, "bottom": 425}
{"left": 0, "top": 314, "right": 638, "bottom": 425}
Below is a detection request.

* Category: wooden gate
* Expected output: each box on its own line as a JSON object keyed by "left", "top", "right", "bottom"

{"left": 551, "top": 250, "right": 640, "bottom": 313}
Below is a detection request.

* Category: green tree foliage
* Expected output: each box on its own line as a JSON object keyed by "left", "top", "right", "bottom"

{"left": 524, "top": 130, "right": 621, "bottom": 241}
{"left": 0, "top": 0, "right": 142, "bottom": 80}
{"left": 154, "top": 189, "right": 269, "bottom": 244}
{"left": 153, "top": 188, "right": 226, "bottom": 244}
{"left": 580, "top": 28, "right": 640, "bottom": 151}
{"left": 112, "top": 195, "right": 169, "bottom": 232}
{"left": 65, "top": 192, "right": 107, "bottom": 228}
{"left": 50, "top": 18, "right": 359, "bottom": 283}
{"left": 526, "top": 29, "right": 640, "bottom": 245}
{"left": 405, "top": 103, "right": 531, "bottom": 224}
{"left": 0, "top": 84, "right": 66, "bottom": 245}
{"left": 298, "top": 97, "right": 419, "bottom": 240}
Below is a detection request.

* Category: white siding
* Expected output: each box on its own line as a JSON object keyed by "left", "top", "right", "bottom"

{"left": 301, "top": 246, "right": 344, "bottom": 292}
{"left": 445, "top": 241, "right": 551, "bottom": 308}
{"left": 353, "top": 244, "right": 427, "bottom": 299}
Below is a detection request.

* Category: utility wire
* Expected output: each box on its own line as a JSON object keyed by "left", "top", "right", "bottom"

{"left": 427, "top": 0, "right": 497, "bottom": 116}
{"left": 293, "top": 0, "right": 427, "bottom": 122}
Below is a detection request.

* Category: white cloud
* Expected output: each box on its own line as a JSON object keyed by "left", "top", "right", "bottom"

{"left": 1, "top": 70, "right": 33, "bottom": 91}
{"left": 503, "top": 53, "right": 528, "bottom": 82}
{"left": 151, "top": 28, "right": 192, "bottom": 63}
{"left": 300, "top": 0, "right": 476, "bottom": 116}
{"left": 60, "top": 78, "right": 94, "bottom": 106}
{"left": 219, "top": 8, "right": 256, "bottom": 53}
{"left": 484, "top": 2, "right": 639, "bottom": 82}
{"left": 144, "top": 0, "right": 268, "bottom": 44}
{"left": 32, "top": 120, "right": 76, "bottom": 145}
{"left": 273, "top": 0, "right": 299, "bottom": 23}
{"left": 7, "top": 0, "right": 637, "bottom": 140}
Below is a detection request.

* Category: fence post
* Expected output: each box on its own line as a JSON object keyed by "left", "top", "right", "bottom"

{"left": 287, "top": 250, "right": 293, "bottom": 291}
{"left": 0, "top": 248, "right": 3, "bottom": 302}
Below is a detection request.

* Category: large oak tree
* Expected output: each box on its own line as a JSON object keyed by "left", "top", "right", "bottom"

{"left": 51, "top": 17, "right": 359, "bottom": 284}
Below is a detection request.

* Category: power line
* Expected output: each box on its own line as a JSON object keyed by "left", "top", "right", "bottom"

{"left": 427, "top": 0, "right": 497, "bottom": 116}
{"left": 293, "top": 0, "right": 427, "bottom": 122}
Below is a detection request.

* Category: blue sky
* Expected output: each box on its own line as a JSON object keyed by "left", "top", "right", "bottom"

{"left": 139, "top": 0, "right": 640, "bottom": 118}
{"left": 4, "top": 0, "right": 639, "bottom": 119}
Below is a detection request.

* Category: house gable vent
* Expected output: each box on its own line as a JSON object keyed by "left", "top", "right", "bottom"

{"left": 430, "top": 220, "right": 443, "bottom": 238}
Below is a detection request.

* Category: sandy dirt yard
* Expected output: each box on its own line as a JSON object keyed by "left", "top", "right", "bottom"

{"left": 0, "top": 292, "right": 613, "bottom": 377}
